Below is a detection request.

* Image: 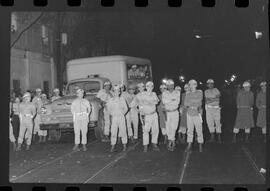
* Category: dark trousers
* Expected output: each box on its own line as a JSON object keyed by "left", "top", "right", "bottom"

{"left": 11, "top": 114, "right": 20, "bottom": 140}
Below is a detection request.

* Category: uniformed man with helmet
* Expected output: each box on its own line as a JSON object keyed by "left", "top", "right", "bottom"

{"left": 204, "top": 79, "right": 222, "bottom": 143}
{"left": 16, "top": 92, "right": 36, "bottom": 151}
{"left": 157, "top": 84, "right": 168, "bottom": 144}
{"left": 107, "top": 84, "right": 129, "bottom": 152}
{"left": 51, "top": 88, "right": 61, "bottom": 102}
{"left": 32, "top": 88, "right": 43, "bottom": 143}
{"left": 96, "top": 81, "right": 113, "bottom": 142}
{"left": 162, "top": 79, "right": 181, "bottom": 151}
{"left": 233, "top": 81, "right": 254, "bottom": 143}
{"left": 184, "top": 79, "right": 204, "bottom": 152}
{"left": 138, "top": 81, "right": 160, "bottom": 152}
{"left": 71, "top": 88, "right": 91, "bottom": 151}
{"left": 256, "top": 81, "right": 267, "bottom": 142}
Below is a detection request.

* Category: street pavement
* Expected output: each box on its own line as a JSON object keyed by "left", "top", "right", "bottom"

{"left": 9, "top": 125, "right": 266, "bottom": 184}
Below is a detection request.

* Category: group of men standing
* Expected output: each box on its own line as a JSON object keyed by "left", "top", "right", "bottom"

{"left": 9, "top": 88, "right": 62, "bottom": 151}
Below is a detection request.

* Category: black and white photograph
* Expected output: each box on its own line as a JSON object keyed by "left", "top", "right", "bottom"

{"left": 8, "top": 3, "right": 268, "bottom": 185}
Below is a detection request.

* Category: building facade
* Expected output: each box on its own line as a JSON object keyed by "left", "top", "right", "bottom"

{"left": 10, "top": 12, "right": 56, "bottom": 96}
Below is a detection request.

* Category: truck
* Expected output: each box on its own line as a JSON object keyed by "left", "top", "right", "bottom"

{"left": 39, "top": 55, "right": 152, "bottom": 142}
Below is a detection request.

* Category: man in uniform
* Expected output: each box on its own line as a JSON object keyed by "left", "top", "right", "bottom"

{"left": 12, "top": 97, "right": 21, "bottom": 141}
{"left": 51, "top": 88, "right": 61, "bottom": 102}
{"left": 157, "top": 84, "right": 168, "bottom": 144}
{"left": 204, "top": 79, "right": 222, "bottom": 143}
{"left": 71, "top": 89, "right": 91, "bottom": 151}
{"left": 184, "top": 79, "right": 204, "bottom": 152}
{"left": 9, "top": 101, "right": 16, "bottom": 151}
{"left": 107, "top": 84, "right": 128, "bottom": 152}
{"left": 162, "top": 79, "right": 180, "bottom": 151}
{"left": 178, "top": 83, "right": 190, "bottom": 144}
{"left": 233, "top": 81, "right": 254, "bottom": 143}
{"left": 32, "top": 88, "right": 43, "bottom": 143}
{"left": 137, "top": 81, "right": 160, "bottom": 152}
{"left": 128, "top": 65, "right": 139, "bottom": 79}
{"left": 122, "top": 83, "right": 139, "bottom": 142}
{"left": 256, "top": 81, "right": 267, "bottom": 142}
{"left": 16, "top": 92, "right": 36, "bottom": 151}
{"left": 96, "top": 81, "right": 113, "bottom": 142}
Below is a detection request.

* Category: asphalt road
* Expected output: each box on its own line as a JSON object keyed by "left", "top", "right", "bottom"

{"left": 9, "top": 126, "right": 266, "bottom": 184}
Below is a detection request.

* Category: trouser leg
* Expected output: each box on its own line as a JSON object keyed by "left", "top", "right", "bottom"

{"left": 74, "top": 120, "right": 80, "bottom": 145}
{"left": 81, "top": 119, "right": 88, "bottom": 145}
{"left": 131, "top": 110, "right": 139, "bottom": 139}
{"left": 25, "top": 123, "right": 33, "bottom": 146}
{"left": 194, "top": 116, "right": 204, "bottom": 143}
{"left": 151, "top": 113, "right": 159, "bottom": 144}
{"left": 119, "top": 116, "right": 128, "bottom": 145}
{"left": 110, "top": 117, "right": 118, "bottom": 145}
{"left": 18, "top": 123, "right": 27, "bottom": 144}
{"left": 9, "top": 121, "right": 16, "bottom": 143}
{"left": 186, "top": 114, "right": 195, "bottom": 143}
{"left": 104, "top": 108, "right": 110, "bottom": 136}
{"left": 126, "top": 112, "right": 133, "bottom": 137}
{"left": 214, "top": 108, "right": 222, "bottom": 134}
{"left": 143, "top": 115, "right": 151, "bottom": 146}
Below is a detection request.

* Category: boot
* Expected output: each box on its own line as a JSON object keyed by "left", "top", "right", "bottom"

{"left": 209, "top": 133, "right": 215, "bottom": 143}
{"left": 143, "top": 145, "right": 148, "bottom": 152}
{"left": 72, "top": 144, "right": 80, "bottom": 151}
{"left": 16, "top": 143, "right": 22, "bottom": 151}
{"left": 122, "top": 144, "right": 127, "bottom": 152}
{"left": 82, "top": 144, "right": 87, "bottom": 152}
{"left": 199, "top": 143, "right": 203, "bottom": 152}
{"left": 245, "top": 133, "right": 250, "bottom": 143}
{"left": 177, "top": 133, "right": 182, "bottom": 144}
{"left": 185, "top": 143, "right": 192, "bottom": 152}
{"left": 152, "top": 143, "right": 160, "bottom": 151}
{"left": 163, "top": 135, "right": 168, "bottom": 145}
{"left": 42, "top": 136, "right": 46, "bottom": 143}
{"left": 232, "top": 133, "right": 237, "bottom": 143}
{"left": 129, "top": 136, "right": 134, "bottom": 143}
{"left": 167, "top": 140, "right": 172, "bottom": 151}
{"left": 181, "top": 134, "right": 186, "bottom": 144}
{"left": 217, "top": 133, "right": 222, "bottom": 144}
{"left": 26, "top": 144, "right": 30, "bottom": 151}
{"left": 110, "top": 145, "right": 116, "bottom": 152}
{"left": 12, "top": 142, "right": 17, "bottom": 151}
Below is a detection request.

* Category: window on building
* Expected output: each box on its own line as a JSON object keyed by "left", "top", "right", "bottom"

{"left": 12, "top": 79, "right": 21, "bottom": 97}
{"left": 11, "top": 13, "right": 18, "bottom": 33}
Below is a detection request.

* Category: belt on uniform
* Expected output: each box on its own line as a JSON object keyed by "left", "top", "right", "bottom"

{"left": 144, "top": 111, "right": 157, "bottom": 116}
{"left": 206, "top": 105, "right": 220, "bottom": 109}
{"left": 188, "top": 106, "right": 198, "bottom": 110}
{"left": 238, "top": 106, "right": 251, "bottom": 108}
{"left": 75, "top": 112, "right": 88, "bottom": 115}
{"left": 166, "top": 109, "right": 178, "bottom": 112}
{"left": 22, "top": 114, "right": 33, "bottom": 118}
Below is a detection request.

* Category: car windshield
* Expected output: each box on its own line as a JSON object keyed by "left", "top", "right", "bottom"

{"left": 127, "top": 64, "right": 152, "bottom": 81}
{"left": 67, "top": 81, "right": 101, "bottom": 94}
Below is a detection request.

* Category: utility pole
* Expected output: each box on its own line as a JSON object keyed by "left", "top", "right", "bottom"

{"left": 55, "top": 12, "right": 63, "bottom": 91}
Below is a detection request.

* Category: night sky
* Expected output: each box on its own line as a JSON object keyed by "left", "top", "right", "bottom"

{"left": 77, "top": 0, "right": 268, "bottom": 86}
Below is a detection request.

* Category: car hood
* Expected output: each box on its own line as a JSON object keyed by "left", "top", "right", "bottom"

{"left": 48, "top": 94, "right": 98, "bottom": 106}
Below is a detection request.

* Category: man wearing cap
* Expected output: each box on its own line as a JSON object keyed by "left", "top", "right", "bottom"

{"left": 16, "top": 92, "right": 36, "bottom": 151}
{"left": 178, "top": 83, "right": 190, "bottom": 144}
{"left": 32, "top": 88, "right": 43, "bottom": 143}
{"left": 122, "top": 83, "right": 139, "bottom": 142}
{"left": 131, "top": 82, "right": 146, "bottom": 134}
{"left": 184, "top": 79, "right": 204, "bottom": 152}
{"left": 157, "top": 84, "right": 168, "bottom": 144}
{"left": 138, "top": 81, "right": 160, "bottom": 152}
{"left": 107, "top": 85, "right": 128, "bottom": 152}
{"left": 204, "top": 79, "right": 222, "bottom": 143}
{"left": 162, "top": 79, "right": 180, "bottom": 151}
{"left": 128, "top": 65, "right": 139, "bottom": 79}
{"left": 51, "top": 88, "right": 61, "bottom": 102}
{"left": 71, "top": 89, "right": 91, "bottom": 151}
{"left": 96, "top": 81, "right": 113, "bottom": 142}
{"left": 256, "top": 81, "right": 266, "bottom": 142}
{"left": 233, "top": 81, "right": 254, "bottom": 143}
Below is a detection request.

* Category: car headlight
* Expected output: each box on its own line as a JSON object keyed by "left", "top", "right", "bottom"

{"left": 41, "top": 107, "right": 47, "bottom": 114}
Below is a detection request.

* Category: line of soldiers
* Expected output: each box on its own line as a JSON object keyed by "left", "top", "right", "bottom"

{"left": 9, "top": 88, "right": 62, "bottom": 151}
{"left": 91, "top": 79, "right": 267, "bottom": 153}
